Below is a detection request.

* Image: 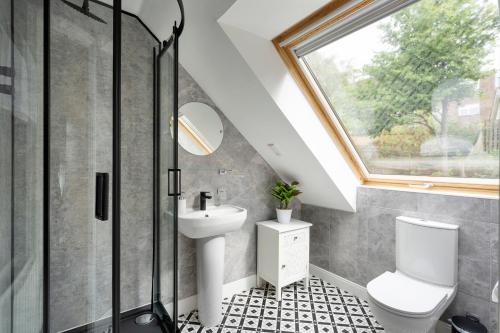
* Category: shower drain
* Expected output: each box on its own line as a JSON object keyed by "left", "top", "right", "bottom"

{"left": 135, "top": 313, "right": 155, "bottom": 325}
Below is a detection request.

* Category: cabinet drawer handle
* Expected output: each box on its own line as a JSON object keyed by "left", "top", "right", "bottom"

{"left": 281, "top": 264, "right": 286, "bottom": 269}
{"left": 293, "top": 236, "right": 298, "bottom": 241}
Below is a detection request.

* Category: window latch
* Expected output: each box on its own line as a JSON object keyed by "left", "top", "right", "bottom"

{"left": 409, "top": 183, "right": 433, "bottom": 189}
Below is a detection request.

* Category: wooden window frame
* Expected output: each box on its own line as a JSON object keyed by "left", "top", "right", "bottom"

{"left": 272, "top": 0, "right": 500, "bottom": 196}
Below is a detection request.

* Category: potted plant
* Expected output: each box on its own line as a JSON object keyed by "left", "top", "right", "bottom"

{"left": 271, "top": 180, "right": 302, "bottom": 224}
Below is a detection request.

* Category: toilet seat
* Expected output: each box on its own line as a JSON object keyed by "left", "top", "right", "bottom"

{"left": 367, "top": 271, "right": 453, "bottom": 318}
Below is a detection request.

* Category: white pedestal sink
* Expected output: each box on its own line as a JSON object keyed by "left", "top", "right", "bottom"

{"left": 179, "top": 205, "right": 247, "bottom": 327}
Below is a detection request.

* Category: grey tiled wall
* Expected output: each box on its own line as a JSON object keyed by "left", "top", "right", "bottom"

{"left": 177, "top": 65, "right": 300, "bottom": 300}
{"left": 303, "top": 186, "right": 499, "bottom": 331}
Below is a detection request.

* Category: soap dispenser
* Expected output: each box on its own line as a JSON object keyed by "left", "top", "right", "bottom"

{"left": 178, "top": 192, "right": 186, "bottom": 215}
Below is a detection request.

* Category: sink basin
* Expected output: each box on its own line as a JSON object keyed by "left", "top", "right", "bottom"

{"left": 179, "top": 204, "right": 247, "bottom": 239}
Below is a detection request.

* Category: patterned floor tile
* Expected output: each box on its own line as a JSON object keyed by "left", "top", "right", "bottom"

{"left": 279, "top": 320, "right": 296, "bottom": 332}
{"left": 178, "top": 276, "right": 384, "bottom": 332}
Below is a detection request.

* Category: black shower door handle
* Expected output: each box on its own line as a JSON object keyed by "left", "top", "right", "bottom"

{"left": 95, "top": 172, "right": 109, "bottom": 221}
{"left": 168, "top": 168, "right": 181, "bottom": 196}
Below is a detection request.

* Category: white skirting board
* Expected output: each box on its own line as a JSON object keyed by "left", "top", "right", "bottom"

{"left": 309, "top": 264, "right": 452, "bottom": 333}
{"left": 171, "top": 274, "right": 258, "bottom": 316}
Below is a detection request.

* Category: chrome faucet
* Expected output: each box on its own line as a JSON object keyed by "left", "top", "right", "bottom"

{"left": 200, "top": 191, "right": 212, "bottom": 211}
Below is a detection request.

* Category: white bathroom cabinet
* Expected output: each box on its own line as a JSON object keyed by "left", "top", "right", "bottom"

{"left": 256, "top": 219, "right": 312, "bottom": 300}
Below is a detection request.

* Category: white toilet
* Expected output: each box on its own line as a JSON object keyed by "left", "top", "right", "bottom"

{"left": 367, "top": 216, "right": 459, "bottom": 333}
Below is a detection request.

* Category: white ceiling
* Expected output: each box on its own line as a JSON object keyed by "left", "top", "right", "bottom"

{"left": 98, "top": 0, "right": 179, "bottom": 40}
{"left": 218, "top": 0, "right": 327, "bottom": 39}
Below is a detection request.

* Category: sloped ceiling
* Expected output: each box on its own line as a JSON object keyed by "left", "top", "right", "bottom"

{"left": 116, "top": 0, "right": 360, "bottom": 211}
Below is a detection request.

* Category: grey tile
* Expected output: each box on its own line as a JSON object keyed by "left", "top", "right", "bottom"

{"left": 301, "top": 204, "right": 333, "bottom": 224}
{"left": 357, "top": 187, "right": 418, "bottom": 211}
{"left": 224, "top": 230, "right": 257, "bottom": 283}
{"left": 364, "top": 207, "right": 398, "bottom": 282}
{"left": 310, "top": 239, "right": 330, "bottom": 264}
{"left": 179, "top": 263, "right": 197, "bottom": 299}
{"left": 491, "top": 260, "right": 499, "bottom": 292}
{"left": 457, "top": 221, "right": 491, "bottom": 262}
{"left": 490, "top": 302, "right": 498, "bottom": 333}
{"left": 458, "top": 257, "right": 491, "bottom": 301}
{"left": 492, "top": 199, "right": 500, "bottom": 224}
{"left": 330, "top": 210, "right": 369, "bottom": 285}
{"left": 492, "top": 224, "right": 499, "bottom": 263}
{"left": 417, "top": 193, "right": 491, "bottom": 223}
{"left": 310, "top": 217, "right": 330, "bottom": 246}
{"left": 310, "top": 256, "right": 330, "bottom": 271}
{"left": 179, "top": 234, "right": 196, "bottom": 268}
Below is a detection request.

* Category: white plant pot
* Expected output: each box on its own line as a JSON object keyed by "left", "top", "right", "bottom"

{"left": 276, "top": 208, "right": 292, "bottom": 224}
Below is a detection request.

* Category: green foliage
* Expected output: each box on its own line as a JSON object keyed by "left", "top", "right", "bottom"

{"left": 375, "top": 125, "right": 432, "bottom": 157}
{"left": 271, "top": 180, "right": 302, "bottom": 209}
{"left": 355, "top": 0, "right": 499, "bottom": 137}
{"left": 306, "top": 55, "right": 369, "bottom": 136}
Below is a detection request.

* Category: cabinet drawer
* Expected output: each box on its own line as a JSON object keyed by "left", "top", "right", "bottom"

{"left": 280, "top": 229, "right": 307, "bottom": 247}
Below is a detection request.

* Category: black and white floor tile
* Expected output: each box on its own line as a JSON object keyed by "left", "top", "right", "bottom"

{"left": 178, "top": 276, "right": 384, "bottom": 333}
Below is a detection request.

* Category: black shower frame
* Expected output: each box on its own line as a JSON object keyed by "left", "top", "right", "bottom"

{"left": 41, "top": 0, "right": 184, "bottom": 332}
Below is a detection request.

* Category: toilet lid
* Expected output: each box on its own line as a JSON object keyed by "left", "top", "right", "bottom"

{"left": 367, "top": 272, "right": 450, "bottom": 317}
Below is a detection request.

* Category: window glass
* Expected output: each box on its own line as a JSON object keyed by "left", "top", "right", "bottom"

{"left": 303, "top": 0, "right": 500, "bottom": 179}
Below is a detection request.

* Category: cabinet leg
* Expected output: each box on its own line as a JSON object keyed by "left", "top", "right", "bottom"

{"left": 304, "top": 276, "right": 309, "bottom": 287}
{"left": 276, "top": 286, "right": 281, "bottom": 301}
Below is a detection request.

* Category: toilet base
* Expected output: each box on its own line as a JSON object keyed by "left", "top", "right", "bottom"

{"left": 368, "top": 294, "right": 454, "bottom": 333}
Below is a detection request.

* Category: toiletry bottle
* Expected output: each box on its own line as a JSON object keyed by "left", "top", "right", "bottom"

{"left": 178, "top": 192, "right": 186, "bottom": 215}
{"left": 215, "top": 187, "right": 227, "bottom": 206}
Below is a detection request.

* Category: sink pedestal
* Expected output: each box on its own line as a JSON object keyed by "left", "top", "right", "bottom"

{"left": 196, "top": 235, "right": 225, "bottom": 327}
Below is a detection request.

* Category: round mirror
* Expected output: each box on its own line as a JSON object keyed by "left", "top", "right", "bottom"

{"left": 173, "top": 102, "right": 224, "bottom": 156}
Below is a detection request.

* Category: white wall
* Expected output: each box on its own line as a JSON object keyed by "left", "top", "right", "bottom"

{"left": 219, "top": 17, "right": 359, "bottom": 211}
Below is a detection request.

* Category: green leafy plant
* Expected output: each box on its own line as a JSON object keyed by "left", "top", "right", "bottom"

{"left": 271, "top": 180, "right": 302, "bottom": 209}
{"left": 374, "top": 124, "right": 432, "bottom": 158}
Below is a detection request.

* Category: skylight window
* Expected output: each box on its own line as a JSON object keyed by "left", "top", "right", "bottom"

{"left": 275, "top": 0, "right": 500, "bottom": 191}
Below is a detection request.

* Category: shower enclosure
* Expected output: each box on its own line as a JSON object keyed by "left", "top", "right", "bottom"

{"left": 0, "top": 0, "right": 183, "bottom": 332}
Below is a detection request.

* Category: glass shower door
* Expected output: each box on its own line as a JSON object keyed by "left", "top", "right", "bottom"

{"left": 49, "top": 1, "right": 114, "bottom": 331}
{"left": 0, "top": 0, "right": 44, "bottom": 332}
{"left": 157, "top": 39, "right": 179, "bottom": 329}
{"left": 0, "top": 1, "right": 12, "bottom": 327}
